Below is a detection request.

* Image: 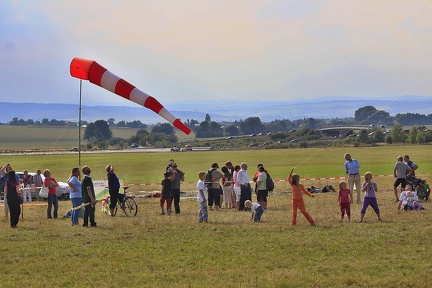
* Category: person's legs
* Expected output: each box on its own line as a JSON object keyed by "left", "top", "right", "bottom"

{"left": 291, "top": 200, "right": 298, "bottom": 226}
{"left": 214, "top": 188, "right": 221, "bottom": 210}
{"left": 53, "top": 195, "right": 59, "bottom": 219}
{"left": 109, "top": 189, "right": 119, "bottom": 216}
{"left": 254, "top": 206, "right": 264, "bottom": 222}
{"left": 360, "top": 197, "right": 370, "bottom": 222}
{"left": 207, "top": 188, "right": 214, "bottom": 210}
{"left": 166, "top": 198, "right": 172, "bottom": 214}
{"left": 4, "top": 194, "right": 9, "bottom": 220}
{"left": 297, "top": 200, "right": 315, "bottom": 224}
{"left": 348, "top": 176, "right": 355, "bottom": 202}
{"left": 160, "top": 197, "right": 166, "bottom": 214}
{"left": 71, "top": 198, "right": 82, "bottom": 225}
{"left": 239, "top": 185, "right": 247, "bottom": 211}
{"left": 47, "top": 194, "right": 54, "bottom": 218}
{"left": 354, "top": 174, "right": 361, "bottom": 204}
{"left": 83, "top": 205, "right": 89, "bottom": 227}
{"left": 369, "top": 197, "right": 382, "bottom": 220}
{"left": 172, "top": 189, "right": 180, "bottom": 214}
{"left": 89, "top": 205, "right": 96, "bottom": 226}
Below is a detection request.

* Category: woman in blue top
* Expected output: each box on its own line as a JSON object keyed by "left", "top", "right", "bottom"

{"left": 106, "top": 164, "right": 121, "bottom": 216}
{"left": 67, "top": 167, "right": 82, "bottom": 226}
{"left": 360, "top": 172, "right": 382, "bottom": 223}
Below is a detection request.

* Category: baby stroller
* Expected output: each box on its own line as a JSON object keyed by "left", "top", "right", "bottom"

{"left": 406, "top": 176, "right": 427, "bottom": 200}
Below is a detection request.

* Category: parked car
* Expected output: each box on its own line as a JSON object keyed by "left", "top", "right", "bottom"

{"left": 171, "top": 146, "right": 180, "bottom": 152}
{"left": 277, "top": 140, "right": 286, "bottom": 144}
{"left": 130, "top": 143, "right": 138, "bottom": 148}
{"left": 15, "top": 172, "right": 70, "bottom": 200}
{"left": 185, "top": 144, "right": 192, "bottom": 151}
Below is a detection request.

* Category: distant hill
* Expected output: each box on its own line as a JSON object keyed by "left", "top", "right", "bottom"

{"left": 1, "top": 96, "right": 431, "bottom": 124}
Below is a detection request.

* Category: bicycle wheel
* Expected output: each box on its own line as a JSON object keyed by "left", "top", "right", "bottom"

{"left": 103, "top": 197, "right": 117, "bottom": 216}
{"left": 122, "top": 197, "right": 138, "bottom": 217}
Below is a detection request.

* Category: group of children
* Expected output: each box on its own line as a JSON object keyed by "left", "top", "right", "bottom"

{"left": 160, "top": 165, "right": 427, "bottom": 225}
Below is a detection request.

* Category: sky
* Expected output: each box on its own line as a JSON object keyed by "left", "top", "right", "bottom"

{"left": 1, "top": 0, "right": 432, "bottom": 113}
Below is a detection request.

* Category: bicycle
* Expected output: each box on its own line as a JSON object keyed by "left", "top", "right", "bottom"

{"left": 102, "top": 186, "right": 138, "bottom": 217}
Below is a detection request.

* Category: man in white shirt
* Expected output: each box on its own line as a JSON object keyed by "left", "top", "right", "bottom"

{"left": 237, "top": 162, "right": 251, "bottom": 211}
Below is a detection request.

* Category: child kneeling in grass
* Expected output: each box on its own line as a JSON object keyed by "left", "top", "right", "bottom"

{"left": 244, "top": 200, "right": 264, "bottom": 222}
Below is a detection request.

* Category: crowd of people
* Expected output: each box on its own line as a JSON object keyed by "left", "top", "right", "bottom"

{"left": 0, "top": 152, "right": 429, "bottom": 228}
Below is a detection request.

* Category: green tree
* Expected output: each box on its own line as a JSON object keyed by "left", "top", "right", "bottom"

{"left": 224, "top": 125, "right": 240, "bottom": 136}
{"left": 354, "top": 106, "right": 391, "bottom": 125}
{"left": 408, "top": 126, "right": 418, "bottom": 144}
{"left": 151, "top": 123, "right": 174, "bottom": 135}
{"left": 358, "top": 130, "right": 368, "bottom": 144}
{"left": 205, "top": 114, "right": 211, "bottom": 122}
{"left": 416, "top": 132, "right": 426, "bottom": 144}
{"left": 391, "top": 125, "right": 406, "bottom": 143}
{"left": 83, "top": 120, "right": 112, "bottom": 140}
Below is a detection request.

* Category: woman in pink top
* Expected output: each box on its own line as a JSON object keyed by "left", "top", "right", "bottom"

{"left": 288, "top": 168, "right": 315, "bottom": 226}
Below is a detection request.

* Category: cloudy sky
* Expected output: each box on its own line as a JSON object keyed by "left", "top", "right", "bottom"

{"left": 1, "top": 0, "right": 432, "bottom": 111}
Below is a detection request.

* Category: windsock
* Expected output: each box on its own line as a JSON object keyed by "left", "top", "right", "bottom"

{"left": 70, "top": 57, "right": 191, "bottom": 135}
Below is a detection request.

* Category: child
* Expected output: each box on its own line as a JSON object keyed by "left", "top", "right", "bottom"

{"left": 288, "top": 168, "right": 315, "bottom": 226}
{"left": 244, "top": 200, "right": 264, "bottom": 222}
{"left": 338, "top": 181, "right": 351, "bottom": 222}
{"left": 360, "top": 172, "right": 382, "bottom": 222}
{"left": 160, "top": 172, "right": 172, "bottom": 215}
{"left": 197, "top": 171, "right": 208, "bottom": 223}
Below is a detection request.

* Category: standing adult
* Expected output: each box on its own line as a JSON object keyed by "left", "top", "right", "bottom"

{"left": 221, "top": 166, "right": 234, "bottom": 209}
{"left": 1, "top": 164, "right": 19, "bottom": 220}
{"left": 44, "top": 169, "right": 59, "bottom": 219}
{"left": 82, "top": 165, "right": 97, "bottom": 227}
{"left": 33, "top": 169, "right": 43, "bottom": 202}
{"left": 67, "top": 167, "right": 82, "bottom": 226}
{"left": 207, "top": 163, "right": 223, "bottom": 211}
{"left": 344, "top": 153, "right": 361, "bottom": 204}
{"left": 404, "top": 155, "right": 418, "bottom": 179}
{"left": 4, "top": 170, "right": 21, "bottom": 228}
{"left": 168, "top": 162, "right": 184, "bottom": 214}
{"left": 22, "top": 169, "right": 32, "bottom": 203}
{"left": 237, "top": 162, "right": 251, "bottom": 211}
{"left": 393, "top": 156, "right": 412, "bottom": 202}
{"left": 225, "top": 161, "right": 235, "bottom": 176}
{"left": 256, "top": 166, "right": 268, "bottom": 209}
{"left": 232, "top": 164, "right": 241, "bottom": 210}
{"left": 106, "top": 164, "right": 121, "bottom": 217}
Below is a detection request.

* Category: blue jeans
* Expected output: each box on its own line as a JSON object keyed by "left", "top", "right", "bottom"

{"left": 71, "top": 198, "right": 82, "bottom": 225}
{"left": 47, "top": 194, "right": 58, "bottom": 219}
{"left": 254, "top": 206, "right": 264, "bottom": 222}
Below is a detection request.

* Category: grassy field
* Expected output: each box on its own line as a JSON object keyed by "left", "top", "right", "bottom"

{"left": 1, "top": 146, "right": 432, "bottom": 287}
{"left": 0, "top": 125, "right": 141, "bottom": 151}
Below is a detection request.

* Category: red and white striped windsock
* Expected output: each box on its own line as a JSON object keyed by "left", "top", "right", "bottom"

{"left": 69, "top": 57, "right": 191, "bottom": 135}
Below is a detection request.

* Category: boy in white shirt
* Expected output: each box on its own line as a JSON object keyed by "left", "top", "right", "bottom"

{"left": 244, "top": 200, "right": 264, "bottom": 222}
{"left": 197, "top": 171, "right": 208, "bottom": 223}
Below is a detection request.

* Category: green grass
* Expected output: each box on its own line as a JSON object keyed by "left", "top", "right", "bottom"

{"left": 0, "top": 126, "right": 140, "bottom": 151}
{"left": 1, "top": 146, "right": 432, "bottom": 287}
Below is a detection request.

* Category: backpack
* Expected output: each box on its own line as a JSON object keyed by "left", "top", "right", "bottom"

{"left": 205, "top": 169, "right": 214, "bottom": 188}
{"left": 266, "top": 172, "right": 274, "bottom": 192}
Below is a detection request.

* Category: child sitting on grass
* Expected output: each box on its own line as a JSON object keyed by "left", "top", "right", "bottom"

{"left": 244, "top": 200, "right": 264, "bottom": 222}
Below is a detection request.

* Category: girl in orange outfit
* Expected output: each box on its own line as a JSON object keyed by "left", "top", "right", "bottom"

{"left": 288, "top": 168, "right": 316, "bottom": 226}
